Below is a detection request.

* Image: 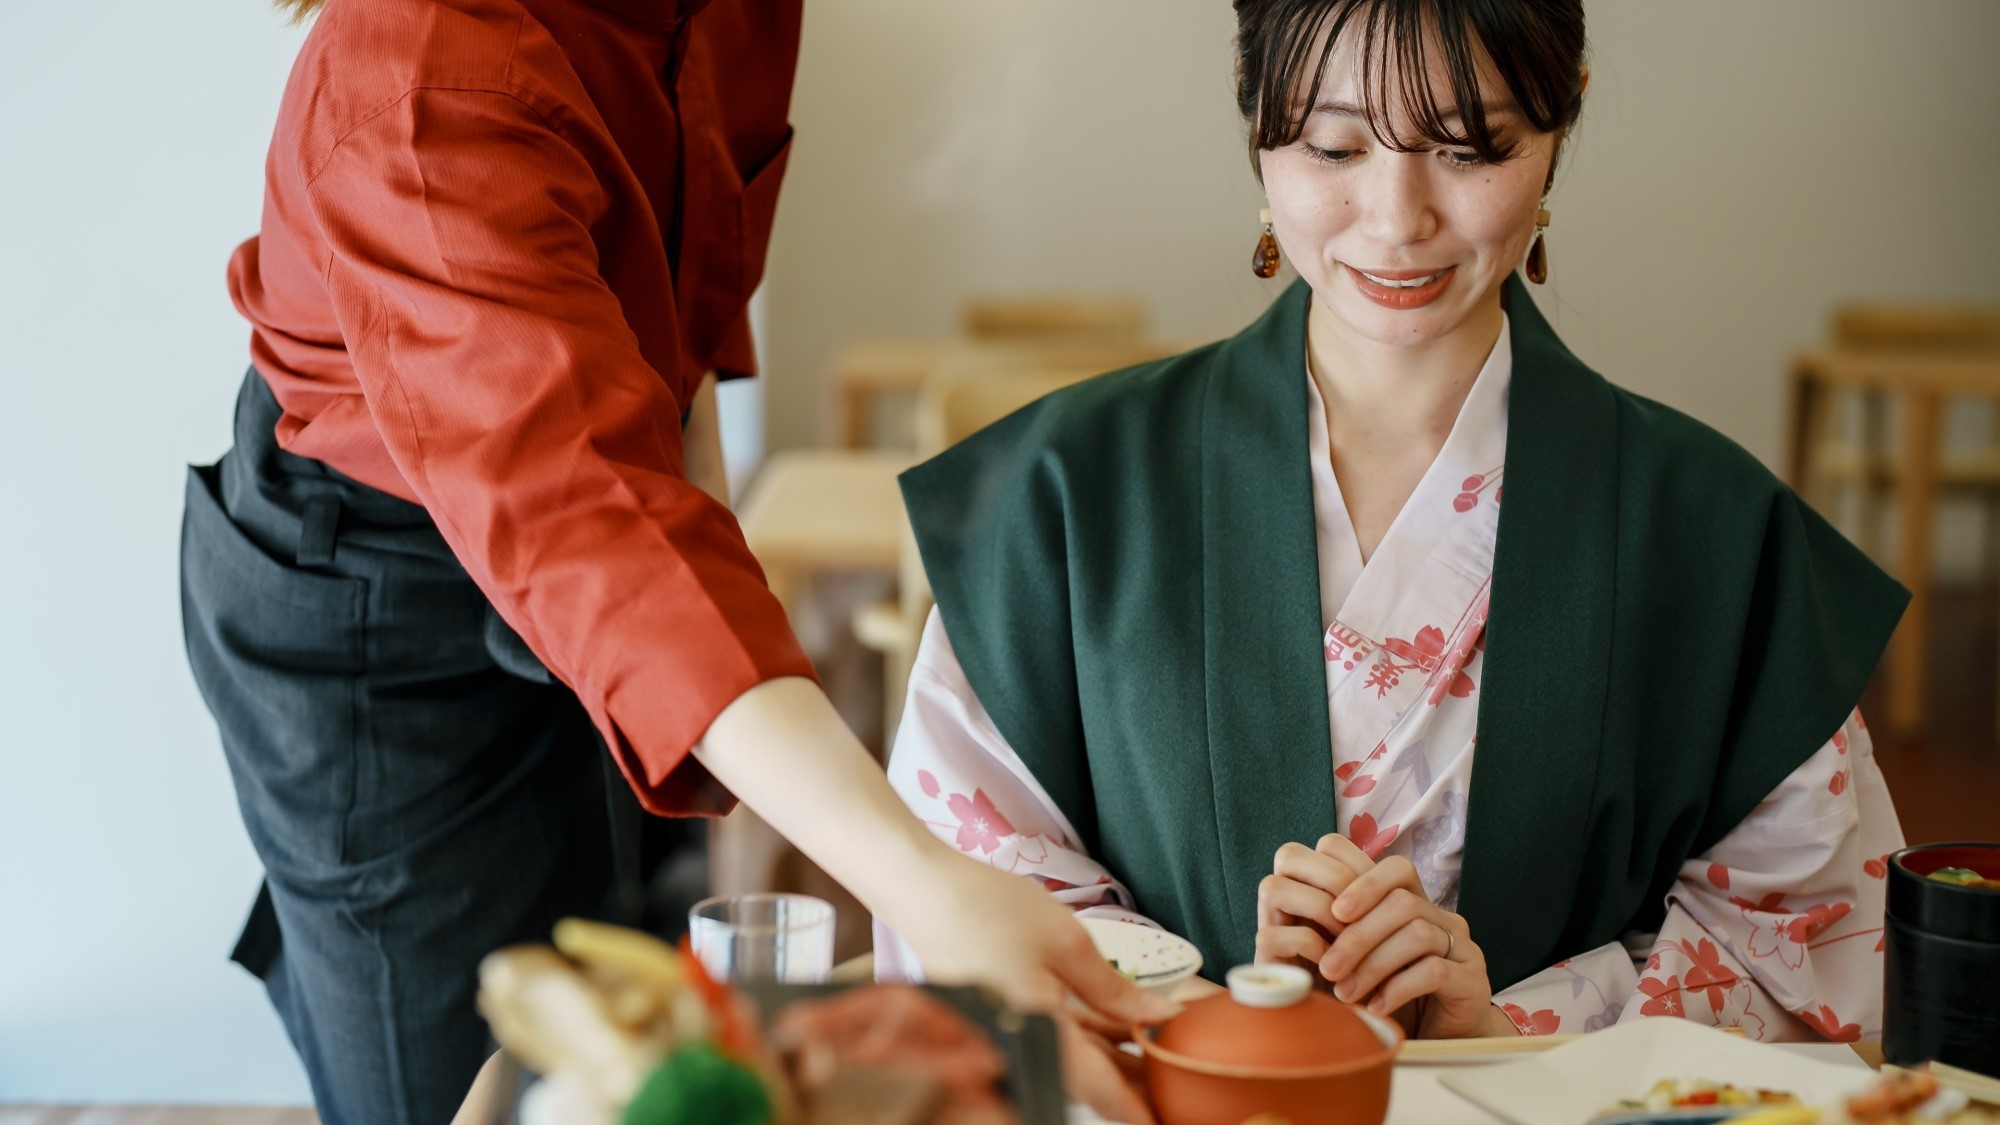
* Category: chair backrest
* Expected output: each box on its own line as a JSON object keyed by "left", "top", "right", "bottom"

{"left": 1833, "top": 304, "right": 2000, "bottom": 352}
{"left": 883, "top": 345, "right": 1196, "bottom": 748}
{"left": 932, "top": 337, "right": 1185, "bottom": 383}
{"left": 915, "top": 368, "right": 1108, "bottom": 457}
{"left": 960, "top": 295, "right": 1147, "bottom": 343}
{"left": 876, "top": 366, "right": 1109, "bottom": 748}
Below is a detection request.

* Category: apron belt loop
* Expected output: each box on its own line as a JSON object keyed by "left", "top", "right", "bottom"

{"left": 298, "top": 497, "right": 341, "bottom": 567}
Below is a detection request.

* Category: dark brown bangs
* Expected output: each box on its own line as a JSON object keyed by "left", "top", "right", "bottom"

{"left": 1234, "top": 0, "right": 1585, "bottom": 167}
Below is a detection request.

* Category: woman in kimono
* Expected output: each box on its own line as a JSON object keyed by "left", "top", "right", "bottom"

{"left": 879, "top": 0, "right": 1909, "bottom": 1073}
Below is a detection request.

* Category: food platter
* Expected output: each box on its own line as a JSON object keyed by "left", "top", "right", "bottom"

{"left": 1438, "top": 1019, "right": 1877, "bottom": 1125}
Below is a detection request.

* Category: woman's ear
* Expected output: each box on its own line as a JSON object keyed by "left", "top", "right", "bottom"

{"left": 1578, "top": 64, "right": 1591, "bottom": 97}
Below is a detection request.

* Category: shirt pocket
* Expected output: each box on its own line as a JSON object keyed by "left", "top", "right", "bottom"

{"left": 736, "top": 125, "right": 793, "bottom": 299}
{"left": 679, "top": 125, "right": 793, "bottom": 372}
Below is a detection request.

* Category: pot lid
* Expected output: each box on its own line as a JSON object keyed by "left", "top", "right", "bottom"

{"left": 1153, "top": 965, "right": 1382, "bottom": 1070}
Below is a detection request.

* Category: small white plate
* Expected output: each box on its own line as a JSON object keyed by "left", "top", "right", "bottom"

{"left": 1438, "top": 1019, "right": 1877, "bottom": 1125}
{"left": 1079, "top": 917, "right": 1203, "bottom": 995}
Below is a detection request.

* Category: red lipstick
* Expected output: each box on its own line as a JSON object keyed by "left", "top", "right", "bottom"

{"left": 1343, "top": 264, "right": 1456, "bottom": 310}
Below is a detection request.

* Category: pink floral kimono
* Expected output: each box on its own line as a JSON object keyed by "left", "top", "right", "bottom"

{"left": 877, "top": 317, "right": 1904, "bottom": 1043}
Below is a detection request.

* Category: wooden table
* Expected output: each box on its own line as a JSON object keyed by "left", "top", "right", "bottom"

{"left": 440, "top": 1035, "right": 1900, "bottom": 1125}
{"left": 734, "top": 449, "right": 918, "bottom": 610}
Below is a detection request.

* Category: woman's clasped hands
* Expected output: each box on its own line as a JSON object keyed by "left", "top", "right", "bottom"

{"left": 1256, "top": 833, "right": 1518, "bottom": 1039}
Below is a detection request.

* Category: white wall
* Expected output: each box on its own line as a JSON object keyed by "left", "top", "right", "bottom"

{"left": 4, "top": 0, "right": 1999, "bottom": 1106}
{"left": 762, "top": 1, "right": 1273, "bottom": 450}
{"left": 0, "top": 0, "right": 315, "bottom": 1104}
{"left": 1547, "top": 2, "right": 2000, "bottom": 471}
{"left": 762, "top": 0, "right": 2000, "bottom": 471}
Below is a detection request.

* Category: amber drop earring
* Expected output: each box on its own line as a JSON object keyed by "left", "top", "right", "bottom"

{"left": 1251, "top": 207, "right": 1282, "bottom": 279}
{"left": 1525, "top": 204, "right": 1552, "bottom": 284}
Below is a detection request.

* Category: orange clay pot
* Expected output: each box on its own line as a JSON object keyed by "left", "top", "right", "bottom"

{"left": 1137, "top": 964, "right": 1402, "bottom": 1125}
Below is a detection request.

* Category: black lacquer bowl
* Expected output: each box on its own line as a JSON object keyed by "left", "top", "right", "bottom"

{"left": 1883, "top": 842, "right": 2000, "bottom": 1074}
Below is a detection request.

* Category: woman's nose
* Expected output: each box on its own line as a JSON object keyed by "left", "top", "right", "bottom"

{"left": 1357, "top": 154, "right": 1440, "bottom": 249}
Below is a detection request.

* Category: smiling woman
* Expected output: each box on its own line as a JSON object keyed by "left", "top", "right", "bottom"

{"left": 874, "top": 0, "right": 1912, "bottom": 1087}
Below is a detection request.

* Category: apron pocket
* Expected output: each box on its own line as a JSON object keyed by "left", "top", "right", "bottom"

{"left": 182, "top": 460, "right": 367, "bottom": 877}
{"left": 182, "top": 462, "right": 365, "bottom": 669}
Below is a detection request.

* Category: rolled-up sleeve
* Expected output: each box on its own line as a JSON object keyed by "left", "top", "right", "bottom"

{"left": 306, "top": 85, "right": 815, "bottom": 814}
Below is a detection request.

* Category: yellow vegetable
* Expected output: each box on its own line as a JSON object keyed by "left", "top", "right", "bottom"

{"left": 553, "top": 918, "right": 687, "bottom": 992}
{"left": 477, "top": 945, "right": 652, "bottom": 1106}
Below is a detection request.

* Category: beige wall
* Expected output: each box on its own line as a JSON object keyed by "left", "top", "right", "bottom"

{"left": 762, "top": 0, "right": 2000, "bottom": 472}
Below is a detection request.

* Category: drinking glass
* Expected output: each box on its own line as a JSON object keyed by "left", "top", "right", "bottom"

{"left": 687, "top": 893, "right": 836, "bottom": 984}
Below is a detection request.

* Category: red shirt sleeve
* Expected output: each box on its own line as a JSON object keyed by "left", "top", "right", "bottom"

{"left": 305, "top": 85, "right": 814, "bottom": 815}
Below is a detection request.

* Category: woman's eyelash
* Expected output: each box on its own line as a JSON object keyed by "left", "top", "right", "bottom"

{"left": 1300, "top": 143, "right": 1359, "bottom": 165}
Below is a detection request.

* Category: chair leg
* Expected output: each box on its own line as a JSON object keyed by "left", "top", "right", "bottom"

{"left": 838, "top": 386, "right": 878, "bottom": 450}
{"left": 1889, "top": 391, "right": 1942, "bottom": 740}
{"left": 1785, "top": 362, "right": 1823, "bottom": 504}
{"left": 1792, "top": 360, "right": 1824, "bottom": 492}
{"left": 1855, "top": 390, "right": 1889, "bottom": 561}
{"left": 1987, "top": 401, "right": 2000, "bottom": 745}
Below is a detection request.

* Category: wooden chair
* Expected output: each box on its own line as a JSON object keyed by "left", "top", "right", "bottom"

{"left": 1786, "top": 304, "right": 2000, "bottom": 739}
{"left": 828, "top": 338, "right": 948, "bottom": 450}
{"left": 1830, "top": 305, "right": 2000, "bottom": 352}
{"left": 958, "top": 294, "right": 1147, "bottom": 342}
{"left": 828, "top": 294, "right": 1153, "bottom": 449}
{"left": 854, "top": 366, "right": 1116, "bottom": 748}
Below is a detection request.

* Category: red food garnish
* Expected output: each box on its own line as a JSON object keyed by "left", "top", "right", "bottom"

{"left": 677, "top": 935, "right": 760, "bottom": 1060}
{"left": 1846, "top": 1071, "right": 1939, "bottom": 1122}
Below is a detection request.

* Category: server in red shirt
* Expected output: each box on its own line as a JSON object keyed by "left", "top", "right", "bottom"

{"left": 181, "top": 1, "right": 1168, "bottom": 1121}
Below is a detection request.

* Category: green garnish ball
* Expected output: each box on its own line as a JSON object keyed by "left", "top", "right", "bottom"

{"left": 623, "top": 1043, "right": 773, "bottom": 1125}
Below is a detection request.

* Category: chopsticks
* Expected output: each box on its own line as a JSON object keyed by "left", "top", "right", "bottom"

{"left": 1397, "top": 1033, "right": 1581, "bottom": 1059}
{"left": 1397, "top": 1025, "right": 1749, "bottom": 1061}
{"left": 1919, "top": 1061, "right": 2000, "bottom": 1107}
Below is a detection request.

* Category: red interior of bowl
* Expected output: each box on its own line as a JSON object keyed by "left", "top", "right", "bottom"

{"left": 1896, "top": 844, "right": 2000, "bottom": 880}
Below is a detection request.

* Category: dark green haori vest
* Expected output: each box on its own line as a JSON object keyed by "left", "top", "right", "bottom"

{"left": 900, "top": 277, "right": 1907, "bottom": 991}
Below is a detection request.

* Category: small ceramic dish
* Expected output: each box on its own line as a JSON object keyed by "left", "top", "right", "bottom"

{"left": 1079, "top": 917, "right": 1204, "bottom": 996}
{"left": 1889, "top": 842, "right": 2000, "bottom": 943}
